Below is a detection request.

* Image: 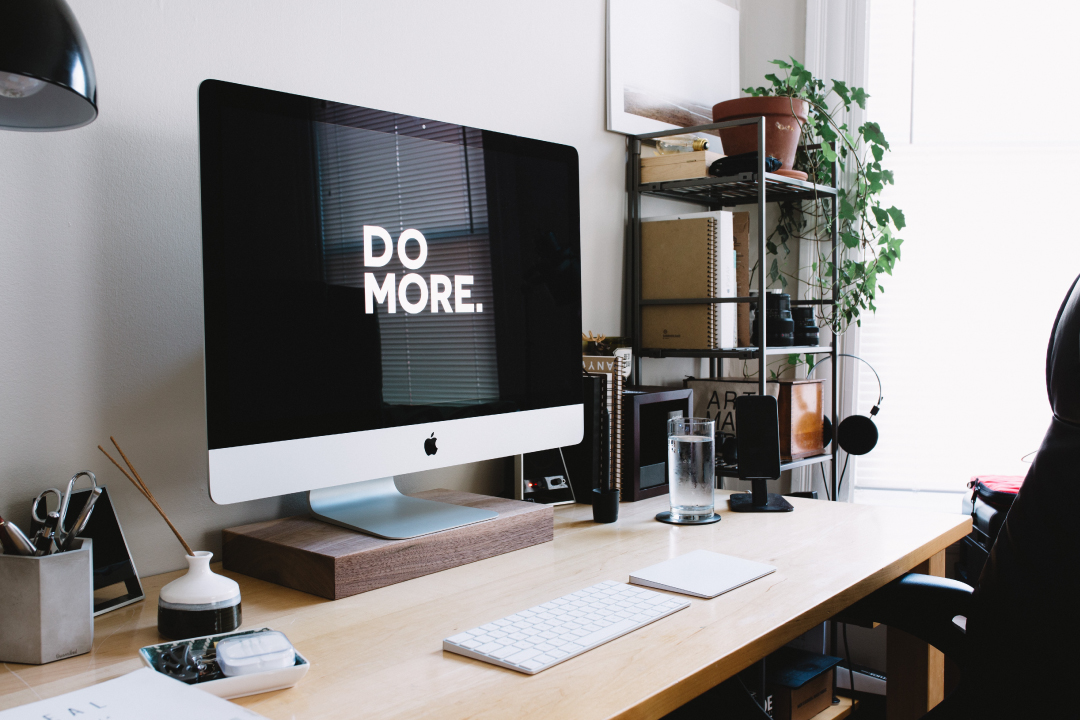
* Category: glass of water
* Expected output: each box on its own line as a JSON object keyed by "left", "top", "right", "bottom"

{"left": 666, "top": 417, "right": 716, "bottom": 522}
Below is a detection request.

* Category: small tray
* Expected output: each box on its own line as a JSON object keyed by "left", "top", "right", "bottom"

{"left": 139, "top": 627, "right": 309, "bottom": 699}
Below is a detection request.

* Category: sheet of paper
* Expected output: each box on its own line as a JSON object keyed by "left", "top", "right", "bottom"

{"left": 0, "top": 668, "right": 267, "bottom": 720}
{"left": 630, "top": 549, "right": 776, "bottom": 598}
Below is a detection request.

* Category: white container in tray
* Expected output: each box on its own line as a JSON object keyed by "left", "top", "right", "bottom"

{"left": 139, "top": 627, "right": 309, "bottom": 699}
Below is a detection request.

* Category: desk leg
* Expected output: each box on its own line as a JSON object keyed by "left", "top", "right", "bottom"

{"left": 886, "top": 551, "right": 945, "bottom": 720}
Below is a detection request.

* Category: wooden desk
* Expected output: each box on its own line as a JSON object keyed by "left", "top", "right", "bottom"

{"left": 0, "top": 492, "right": 970, "bottom": 720}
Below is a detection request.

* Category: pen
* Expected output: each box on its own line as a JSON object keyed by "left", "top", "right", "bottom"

{"left": 60, "top": 486, "right": 102, "bottom": 552}
{"left": 0, "top": 516, "right": 37, "bottom": 556}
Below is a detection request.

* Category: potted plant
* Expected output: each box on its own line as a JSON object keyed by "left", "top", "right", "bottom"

{"left": 711, "top": 95, "right": 809, "bottom": 179}
{"left": 732, "top": 58, "right": 905, "bottom": 339}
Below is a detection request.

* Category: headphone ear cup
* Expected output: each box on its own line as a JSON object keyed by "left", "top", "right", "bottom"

{"left": 837, "top": 415, "right": 878, "bottom": 456}
{"left": 821, "top": 416, "right": 833, "bottom": 449}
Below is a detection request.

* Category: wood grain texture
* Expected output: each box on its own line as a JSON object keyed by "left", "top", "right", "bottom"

{"left": 0, "top": 493, "right": 969, "bottom": 720}
{"left": 777, "top": 381, "right": 824, "bottom": 461}
{"left": 223, "top": 490, "right": 553, "bottom": 600}
{"left": 639, "top": 151, "right": 723, "bottom": 183}
{"left": 886, "top": 551, "right": 947, "bottom": 720}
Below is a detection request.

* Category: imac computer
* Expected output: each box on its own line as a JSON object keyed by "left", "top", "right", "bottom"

{"left": 198, "top": 80, "right": 583, "bottom": 539}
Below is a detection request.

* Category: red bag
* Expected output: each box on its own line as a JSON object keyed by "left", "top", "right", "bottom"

{"left": 968, "top": 475, "right": 1023, "bottom": 512}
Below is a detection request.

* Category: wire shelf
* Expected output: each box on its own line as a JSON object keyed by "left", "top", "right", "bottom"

{"left": 717, "top": 452, "right": 832, "bottom": 479}
{"left": 639, "top": 171, "right": 836, "bottom": 207}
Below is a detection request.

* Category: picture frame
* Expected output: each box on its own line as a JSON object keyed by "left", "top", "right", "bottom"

{"left": 606, "top": 0, "right": 740, "bottom": 136}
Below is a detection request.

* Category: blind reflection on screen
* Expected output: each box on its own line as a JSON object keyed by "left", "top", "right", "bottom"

{"left": 315, "top": 120, "right": 500, "bottom": 407}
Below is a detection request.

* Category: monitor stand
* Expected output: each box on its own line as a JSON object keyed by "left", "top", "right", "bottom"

{"left": 728, "top": 478, "right": 794, "bottom": 513}
{"left": 309, "top": 477, "right": 498, "bottom": 540}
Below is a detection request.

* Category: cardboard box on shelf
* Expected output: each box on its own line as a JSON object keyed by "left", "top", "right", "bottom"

{"left": 640, "top": 150, "right": 723, "bottom": 183}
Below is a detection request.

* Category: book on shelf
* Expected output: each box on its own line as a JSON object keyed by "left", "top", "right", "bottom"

{"left": 733, "top": 211, "right": 751, "bottom": 348}
{"left": 641, "top": 213, "right": 736, "bottom": 350}
{"left": 582, "top": 355, "right": 624, "bottom": 491}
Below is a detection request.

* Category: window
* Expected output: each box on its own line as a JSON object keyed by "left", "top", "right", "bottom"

{"left": 854, "top": 0, "right": 1080, "bottom": 508}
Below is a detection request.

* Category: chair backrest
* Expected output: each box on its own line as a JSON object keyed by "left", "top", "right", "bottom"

{"left": 968, "top": 274, "right": 1080, "bottom": 713}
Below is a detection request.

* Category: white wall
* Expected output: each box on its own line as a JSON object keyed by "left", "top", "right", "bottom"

{"left": 0, "top": 0, "right": 804, "bottom": 577}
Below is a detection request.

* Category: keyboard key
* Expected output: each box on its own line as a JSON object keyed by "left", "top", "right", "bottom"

{"left": 506, "top": 648, "right": 541, "bottom": 664}
{"left": 475, "top": 642, "right": 502, "bottom": 654}
{"left": 447, "top": 632, "right": 473, "bottom": 644}
{"left": 574, "top": 618, "right": 636, "bottom": 647}
{"left": 521, "top": 659, "right": 545, "bottom": 672}
{"left": 489, "top": 646, "right": 518, "bottom": 660}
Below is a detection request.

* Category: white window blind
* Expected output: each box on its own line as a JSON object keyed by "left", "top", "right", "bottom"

{"left": 315, "top": 115, "right": 499, "bottom": 406}
{"left": 854, "top": 0, "right": 1080, "bottom": 502}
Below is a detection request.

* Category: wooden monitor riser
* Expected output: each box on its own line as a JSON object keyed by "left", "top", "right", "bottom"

{"left": 222, "top": 490, "right": 552, "bottom": 600}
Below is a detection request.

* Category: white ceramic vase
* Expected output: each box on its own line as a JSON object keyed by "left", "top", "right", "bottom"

{"left": 157, "top": 551, "right": 242, "bottom": 640}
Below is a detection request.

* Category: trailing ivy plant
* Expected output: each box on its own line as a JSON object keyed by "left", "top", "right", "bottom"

{"left": 743, "top": 58, "right": 905, "bottom": 335}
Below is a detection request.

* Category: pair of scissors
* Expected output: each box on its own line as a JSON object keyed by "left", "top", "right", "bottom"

{"left": 31, "top": 472, "right": 98, "bottom": 552}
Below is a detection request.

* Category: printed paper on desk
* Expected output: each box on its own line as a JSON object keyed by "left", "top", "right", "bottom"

{"left": 630, "top": 549, "right": 776, "bottom": 599}
{"left": 0, "top": 668, "right": 267, "bottom": 720}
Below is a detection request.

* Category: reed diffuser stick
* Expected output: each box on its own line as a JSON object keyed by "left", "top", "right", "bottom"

{"left": 98, "top": 439, "right": 194, "bottom": 556}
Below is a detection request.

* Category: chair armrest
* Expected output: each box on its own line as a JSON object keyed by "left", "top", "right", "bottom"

{"left": 840, "top": 573, "right": 973, "bottom": 663}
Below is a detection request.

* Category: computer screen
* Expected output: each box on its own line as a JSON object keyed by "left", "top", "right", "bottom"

{"left": 199, "top": 81, "right": 583, "bottom": 506}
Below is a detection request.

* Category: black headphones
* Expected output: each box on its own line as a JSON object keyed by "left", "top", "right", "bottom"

{"left": 810, "top": 354, "right": 883, "bottom": 456}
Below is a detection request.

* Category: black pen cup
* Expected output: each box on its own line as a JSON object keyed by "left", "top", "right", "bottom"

{"left": 592, "top": 488, "right": 620, "bottom": 523}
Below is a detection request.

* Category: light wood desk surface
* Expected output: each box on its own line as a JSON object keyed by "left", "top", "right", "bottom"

{"left": 0, "top": 492, "right": 970, "bottom": 719}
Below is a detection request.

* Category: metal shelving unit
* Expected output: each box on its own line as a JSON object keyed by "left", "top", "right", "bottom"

{"left": 627, "top": 116, "right": 842, "bottom": 500}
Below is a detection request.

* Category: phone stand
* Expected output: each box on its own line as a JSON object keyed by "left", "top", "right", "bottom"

{"left": 729, "top": 479, "right": 794, "bottom": 513}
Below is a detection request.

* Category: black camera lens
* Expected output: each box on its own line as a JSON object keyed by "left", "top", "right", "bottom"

{"left": 751, "top": 291, "right": 794, "bottom": 347}
{"left": 792, "top": 306, "right": 819, "bottom": 346}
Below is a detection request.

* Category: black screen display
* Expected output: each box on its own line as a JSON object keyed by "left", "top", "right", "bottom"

{"left": 199, "top": 81, "right": 582, "bottom": 450}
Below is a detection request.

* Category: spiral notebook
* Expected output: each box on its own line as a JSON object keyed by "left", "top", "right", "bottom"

{"left": 641, "top": 213, "right": 736, "bottom": 350}
{"left": 629, "top": 549, "right": 776, "bottom": 599}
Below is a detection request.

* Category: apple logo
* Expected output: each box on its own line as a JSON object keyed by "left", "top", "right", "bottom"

{"left": 424, "top": 432, "right": 438, "bottom": 456}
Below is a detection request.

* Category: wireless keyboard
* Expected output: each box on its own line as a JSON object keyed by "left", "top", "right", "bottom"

{"left": 442, "top": 580, "right": 690, "bottom": 674}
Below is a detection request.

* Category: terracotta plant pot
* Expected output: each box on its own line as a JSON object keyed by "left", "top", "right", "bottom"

{"left": 711, "top": 97, "right": 809, "bottom": 180}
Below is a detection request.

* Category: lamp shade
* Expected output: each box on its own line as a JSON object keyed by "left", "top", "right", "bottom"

{"left": 0, "top": 0, "right": 97, "bottom": 131}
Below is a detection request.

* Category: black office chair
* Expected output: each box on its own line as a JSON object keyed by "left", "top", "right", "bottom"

{"left": 844, "top": 276, "right": 1080, "bottom": 718}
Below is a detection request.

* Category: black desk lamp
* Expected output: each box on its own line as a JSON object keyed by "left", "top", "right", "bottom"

{"left": 0, "top": 0, "right": 97, "bottom": 131}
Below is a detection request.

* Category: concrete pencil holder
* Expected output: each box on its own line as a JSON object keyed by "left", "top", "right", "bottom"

{"left": 0, "top": 538, "right": 94, "bottom": 665}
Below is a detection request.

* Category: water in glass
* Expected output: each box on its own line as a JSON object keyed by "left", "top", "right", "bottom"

{"left": 668, "top": 433, "right": 715, "bottom": 520}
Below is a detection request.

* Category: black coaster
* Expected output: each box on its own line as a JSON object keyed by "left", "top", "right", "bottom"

{"left": 655, "top": 511, "right": 722, "bottom": 525}
{"left": 728, "top": 493, "right": 794, "bottom": 513}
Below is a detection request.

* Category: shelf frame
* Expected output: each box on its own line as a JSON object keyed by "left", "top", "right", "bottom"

{"left": 718, "top": 452, "right": 833, "bottom": 479}
{"left": 626, "top": 115, "right": 842, "bottom": 502}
